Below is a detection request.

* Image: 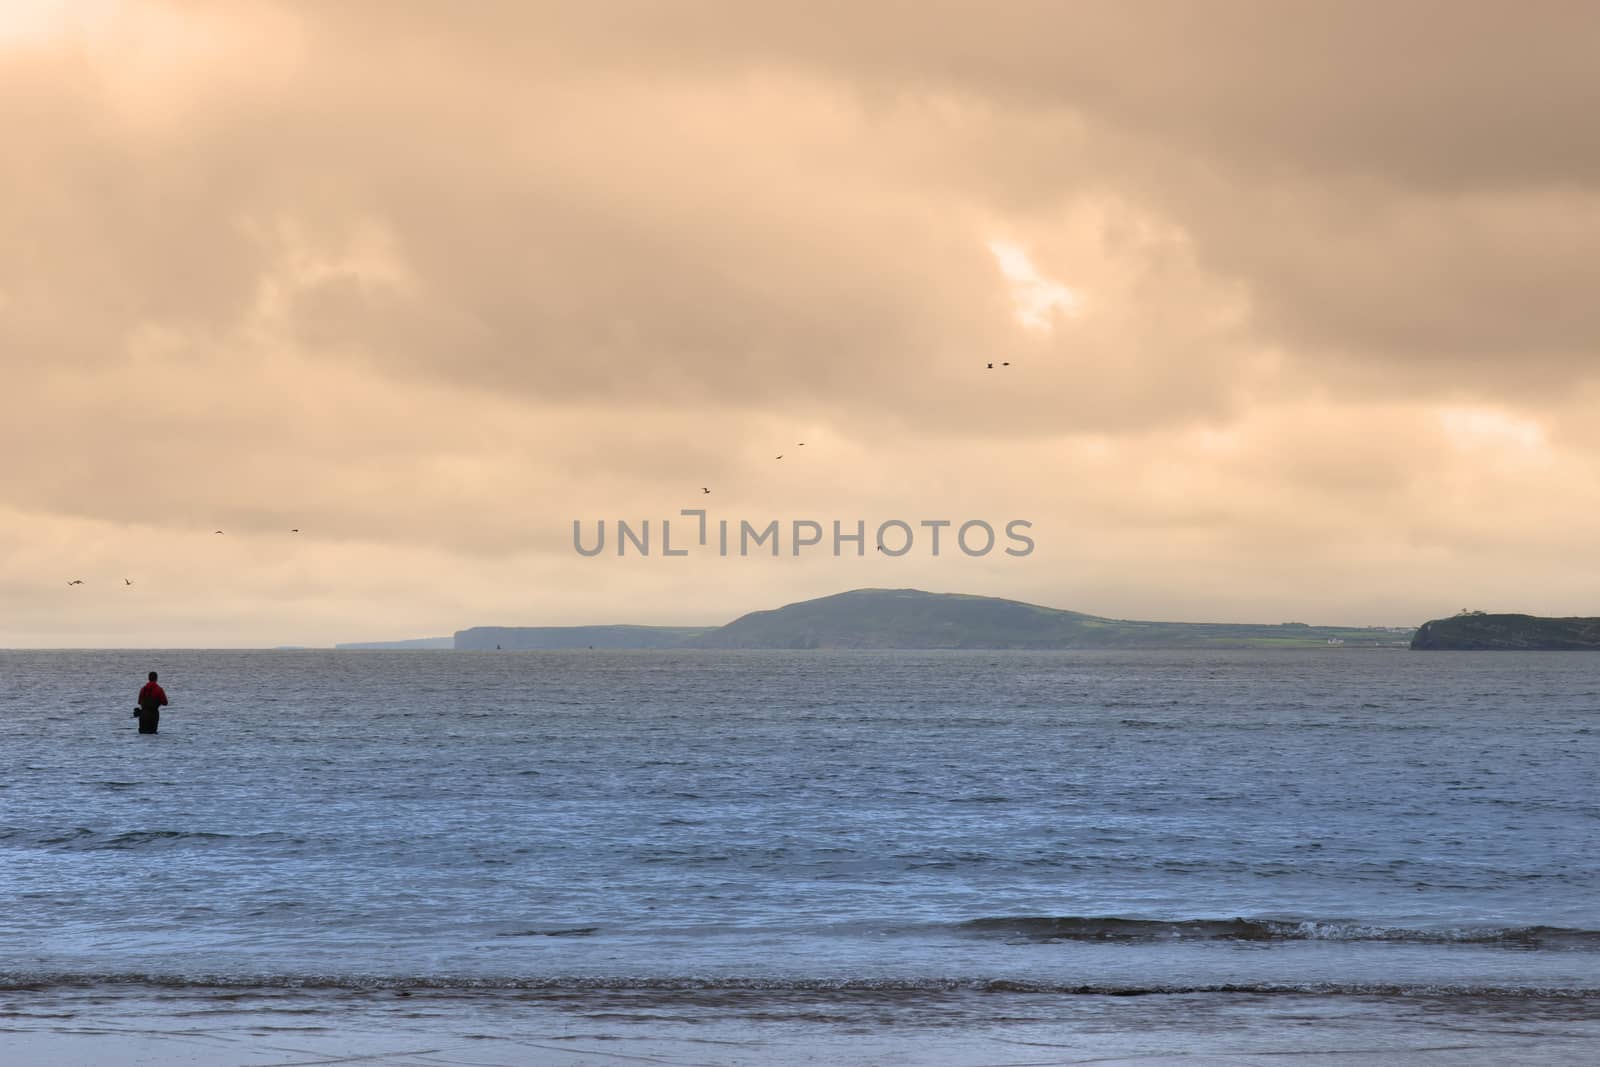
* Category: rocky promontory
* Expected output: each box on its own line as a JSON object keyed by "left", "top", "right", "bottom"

{"left": 1410, "top": 613, "right": 1600, "bottom": 650}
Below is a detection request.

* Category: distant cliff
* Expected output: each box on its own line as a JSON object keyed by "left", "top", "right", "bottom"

{"left": 1410, "top": 613, "right": 1600, "bottom": 650}
{"left": 335, "top": 636, "right": 455, "bottom": 650}
{"left": 454, "top": 625, "right": 711, "bottom": 650}
{"left": 349, "top": 588, "right": 1414, "bottom": 652}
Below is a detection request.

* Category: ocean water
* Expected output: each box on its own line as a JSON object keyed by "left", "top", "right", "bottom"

{"left": 2, "top": 649, "right": 1598, "bottom": 1064}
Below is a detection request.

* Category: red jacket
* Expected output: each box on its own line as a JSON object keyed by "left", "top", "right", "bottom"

{"left": 138, "top": 682, "right": 168, "bottom": 711}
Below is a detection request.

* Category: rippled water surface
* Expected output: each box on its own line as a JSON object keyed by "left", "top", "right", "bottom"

{"left": 3, "top": 649, "right": 1598, "bottom": 1062}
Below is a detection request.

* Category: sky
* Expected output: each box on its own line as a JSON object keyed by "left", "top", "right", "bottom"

{"left": 5, "top": 1, "right": 1600, "bottom": 647}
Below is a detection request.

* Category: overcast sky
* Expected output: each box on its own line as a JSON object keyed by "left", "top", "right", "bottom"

{"left": 5, "top": 1, "right": 1600, "bottom": 647}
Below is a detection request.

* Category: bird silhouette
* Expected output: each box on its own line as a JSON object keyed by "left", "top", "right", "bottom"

{"left": 701, "top": 487, "right": 711, "bottom": 494}
{"left": 797, "top": 442, "right": 805, "bottom": 446}
{"left": 124, "top": 578, "right": 132, "bottom": 586}
{"left": 67, "top": 579, "right": 84, "bottom": 586}
{"left": 776, "top": 454, "right": 784, "bottom": 460}
{"left": 290, "top": 528, "right": 300, "bottom": 533}
{"left": 214, "top": 530, "right": 224, "bottom": 535}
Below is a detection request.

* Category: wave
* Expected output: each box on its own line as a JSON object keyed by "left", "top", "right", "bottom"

{"left": 957, "top": 916, "right": 1600, "bottom": 949}
{"left": 0, "top": 827, "right": 306, "bottom": 851}
{"left": 494, "top": 927, "right": 600, "bottom": 938}
{"left": 3, "top": 971, "right": 1598, "bottom": 1000}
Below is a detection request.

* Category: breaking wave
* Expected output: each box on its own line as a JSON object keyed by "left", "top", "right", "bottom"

{"left": 2, "top": 971, "right": 1598, "bottom": 999}
{"left": 957, "top": 916, "right": 1600, "bottom": 949}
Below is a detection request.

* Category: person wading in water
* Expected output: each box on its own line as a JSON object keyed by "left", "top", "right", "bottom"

{"left": 135, "top": 671, "right": 169, "bottom": 734}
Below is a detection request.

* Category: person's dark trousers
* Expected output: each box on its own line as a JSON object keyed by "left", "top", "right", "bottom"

{"left": 138, "top": 710, "right": 159, "bottom": 734}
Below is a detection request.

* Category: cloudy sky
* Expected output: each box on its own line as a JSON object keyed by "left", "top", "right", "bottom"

{"left": 5, "top": 1, "right": 1599, "bottom": 647}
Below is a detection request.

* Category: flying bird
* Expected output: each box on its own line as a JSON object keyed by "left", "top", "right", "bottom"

{"left": 214, "top": 530, "right": 224, "bottom": 534}
{"left": 701, "top": 487, "right": 711, "bottom": 494}
{"left": 124, "top": 578, "right": 132, "bottom": 586}
{"left": 986, "top": 362, "right": 994, "bottom": 369}
{"left": 797, "top": 442, "right": 805, "bottom": 446}
{"left": 775, "top": 454, "right": 783, "bottom": 460}
{"left": 67, "top": 579, "right": 84, "bottom": 586}
{"left": 291, "top": 528, "right": 299, "bottom": 533}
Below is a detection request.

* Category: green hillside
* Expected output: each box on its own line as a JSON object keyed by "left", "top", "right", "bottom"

{"left": 697, "top": 588, "right": 1410, "bottom": 650}
{"left": 388, "top": 588, "right": 1412, "bottom": 651}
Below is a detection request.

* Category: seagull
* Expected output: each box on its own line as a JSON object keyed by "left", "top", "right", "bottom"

{"left": 986, "top": 362, "right": 994, "bottom": 369}
{"left": 290, "top": 528, "right": 299, "bottom": 533}
{"left": 797, "top": 442, "right": 805, "bottom": 446}
{"left": 701, "top": 487, "right": 711, "bottom": 494}
{"left": 67, "top": 579, "right": 84, "bottom": 586}
{"left": 124, "top": 578, "right": 132, "bottom": 586}
{"left": 214, "top": 530, "right": 224, "bottom": 535}
{"left": 775, "top": 454, "right": 783, "bottom": 460}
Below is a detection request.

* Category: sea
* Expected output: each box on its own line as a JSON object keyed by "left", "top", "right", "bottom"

{"left": 2, "top": 649, "right": 1597, "bottom": 1065}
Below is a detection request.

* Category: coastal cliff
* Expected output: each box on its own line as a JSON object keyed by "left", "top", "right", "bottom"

{"left": 438, "top": 589, "right": 1413, "bottom": 651}
{"left": 1410, "top": 613, "right": 1600, "bottom": 650}
{"left": 454, "top": 625, "right": 712, "bottom": 650}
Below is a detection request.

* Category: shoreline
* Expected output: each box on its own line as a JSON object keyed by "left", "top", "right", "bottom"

{"left": 5, "top": 984, "right": 1598, "bottom": 1066}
